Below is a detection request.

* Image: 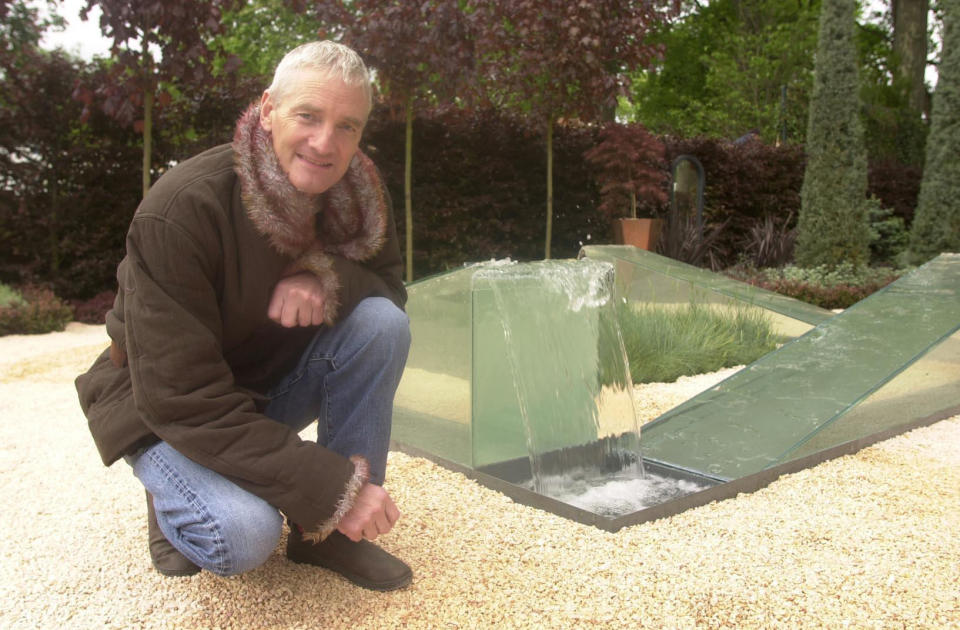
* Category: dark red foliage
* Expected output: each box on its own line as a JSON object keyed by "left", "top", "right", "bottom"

{"left": 663, "top": 136, "right": 806, "bottom": 224}
{"left": 467, "top": 0, "right": 674, "bottom": 121}
{"left": 732, "top": 274, "right": 899, "bottom": 310}
{"left": 867, "top": 160, "right": 922, "bottom": 226}
{"left": 0, "top": 284, "right": 74, "bottom": 335}
{"left": 70, "top": 290, "right": 117, "bottom": 324}
{"left": 654, "top": 137, "right": 921, "bottom": 268}
{"left": 78, "top": 0, "right": 241, "bottom": 127}
{"left": 364, "top": 106, "right": 605, "bottom": 277}
{"left": 0, "top": 50, "right": 141, "bottom": 299}
{"left": 325, "top": 0, "right": 473, "bottom": 111}
{"left": 656, "top": 136, "right": 806, "bottom": 268}
{"left": 583, "top": 122, "right": 669, "bottom": 220}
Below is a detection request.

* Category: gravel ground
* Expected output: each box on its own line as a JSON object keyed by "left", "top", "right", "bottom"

{"left": 2, "top": 323, "right": 958, "bottom": 629}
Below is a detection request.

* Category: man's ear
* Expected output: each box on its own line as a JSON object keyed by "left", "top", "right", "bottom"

{"left": 259, "top": 91, "right": 274, "bottom": 132}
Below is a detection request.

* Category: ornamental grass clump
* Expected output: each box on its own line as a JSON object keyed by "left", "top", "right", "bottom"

{"left": 617, "top": 300, "right": 778, "bottom": 384}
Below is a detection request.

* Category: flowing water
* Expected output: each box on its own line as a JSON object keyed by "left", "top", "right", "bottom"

{"left": 474, "top": 259, "right": 647, "bottom": 506}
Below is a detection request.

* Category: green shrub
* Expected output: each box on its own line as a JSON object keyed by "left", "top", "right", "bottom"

{"left": 907, "top": 0, "right": 960, "bottom": 264}
{"left": 866, "top": 197, "right": 909, "bottom": 265}
{"left": 0, "top": 285, "right": 74, "bottom": 335}
{"left": 796, "top": 0, "right": 872, "bottom": 268}
{"left": 616, "top": 300, "right": 778, "bottom": 384}
{"left": 0, "top": 283, "right": 25, "bottom": 308}
{"left": 772, "top": 262, "right": 893, "bottom": 287}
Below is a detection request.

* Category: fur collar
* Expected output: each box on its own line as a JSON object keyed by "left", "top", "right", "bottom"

{"left": 232, "top": 103, "right": 388, "bottom": 323}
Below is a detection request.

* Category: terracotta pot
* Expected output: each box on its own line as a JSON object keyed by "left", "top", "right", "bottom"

{"left": 613, "top": 218, "right": 662, "bottom": 251}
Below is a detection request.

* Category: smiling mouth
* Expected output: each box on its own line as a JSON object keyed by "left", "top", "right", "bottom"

{"left": 299, "top": 154, "right": 332, "bottom": 168}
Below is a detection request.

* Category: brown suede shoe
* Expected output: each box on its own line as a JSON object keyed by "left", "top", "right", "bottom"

{"left": 286, "top": 527, "right": 412, "bottom": 591}
{"left": 146, "top": 491, "right": 200, "bottom": 577}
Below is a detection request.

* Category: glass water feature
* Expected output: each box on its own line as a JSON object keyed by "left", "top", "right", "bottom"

{"left": 392, "top": 249, "right": 960, "bottom": 530}
{"left": 471, "top": 260, "right": 642, "bottom": 493}
{"left": 393, "top": 258, "right": 703, "bottom": 514}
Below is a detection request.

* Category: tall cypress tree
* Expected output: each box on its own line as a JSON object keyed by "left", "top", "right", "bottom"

{"left": 795, "top": 0, "right": 871, "bottom": 268}
{"left": 908, "top": 0, "right": 960, "bottom": 263}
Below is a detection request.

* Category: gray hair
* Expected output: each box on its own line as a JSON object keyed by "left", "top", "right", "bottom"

{"left": 267, "top": 41, "right": 372, "bottom": 111}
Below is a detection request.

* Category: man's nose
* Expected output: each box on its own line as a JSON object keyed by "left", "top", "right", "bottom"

{"left": 308, "top": 123, "right": 335, "bottom": 152}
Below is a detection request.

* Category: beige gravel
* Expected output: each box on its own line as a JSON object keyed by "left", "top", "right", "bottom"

{"left": 1, "top": 324, "right": 958, "bottom": 629}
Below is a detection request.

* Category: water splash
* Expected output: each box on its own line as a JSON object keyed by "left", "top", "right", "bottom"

{"left": 532, "top": 470, "right": 710, "bottom": 517}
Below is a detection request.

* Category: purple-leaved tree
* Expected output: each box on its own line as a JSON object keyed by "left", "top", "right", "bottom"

{"left": 468, "top": 0, "right": 673, "bottom": 258}
{"left": 318, "top": 0, "right": 473, "bottom": 281}
{"left": 75, "top": 0, "right": 242, "bottom": 198}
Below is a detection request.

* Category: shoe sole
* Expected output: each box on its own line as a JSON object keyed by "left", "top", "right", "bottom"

{"left": 287, "top": 553, "right": 412, "bottom": 591}
{"left": 152, "top": 562, "right": 202, "bottom": 578}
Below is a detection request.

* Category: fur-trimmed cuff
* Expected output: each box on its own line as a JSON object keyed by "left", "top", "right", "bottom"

{"left": 301, "top": 455, "right": 369, "bottom": 543}
{"left": 289, "top": 248, "right": 342, "bottom": 326}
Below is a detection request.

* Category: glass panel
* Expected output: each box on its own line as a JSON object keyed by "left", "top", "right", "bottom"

{"left": 470, "top": 260, "right": 640, "bottom": 474}
{"left": 784, "top": 327, "right": 960, "bottom": 459}
{"left": 392, "top": 266, "right": 474, "bottom": 466}
{"left": 639, "top": 254, "right": 960, "bottom": 480}
{"left": 580, "top": 245, "right": 833, "bottom": 339}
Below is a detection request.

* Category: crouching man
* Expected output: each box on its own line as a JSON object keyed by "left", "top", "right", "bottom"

{"left": 76, "top": 41, "right": 412, "bottom": 591}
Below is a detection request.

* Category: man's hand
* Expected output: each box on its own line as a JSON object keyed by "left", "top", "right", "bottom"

{"left": 268, "top": 272, "right": 326, "bottom": 327}
{"left": 337, "top": 483, "right": 401, "bottom": 542}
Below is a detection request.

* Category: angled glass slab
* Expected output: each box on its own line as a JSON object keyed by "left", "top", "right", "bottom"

{"left": 638, "top": 254, "right": 960, "bottom": 480}
{"left": 785, "top": 328, "right": 960, "bottom": 460}
{"left": 580, "top": 245, "right": 834, "bottom": 340}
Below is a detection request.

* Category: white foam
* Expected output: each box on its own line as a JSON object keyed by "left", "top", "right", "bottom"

{"left": 544, "top": 473, "right": 710, "bottom": 517}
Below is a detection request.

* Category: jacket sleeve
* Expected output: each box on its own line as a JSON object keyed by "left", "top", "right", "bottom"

{"left": 121, "top": 210, "right": 363, "bottom": 538}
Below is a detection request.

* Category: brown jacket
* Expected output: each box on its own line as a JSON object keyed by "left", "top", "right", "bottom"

{"left": 75, "top": 140, "right": 405, "bottom": 535}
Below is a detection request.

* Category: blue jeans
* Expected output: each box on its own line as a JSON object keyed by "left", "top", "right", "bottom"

{"left": 126, "top": 297, "right": 410, "bottom": 576}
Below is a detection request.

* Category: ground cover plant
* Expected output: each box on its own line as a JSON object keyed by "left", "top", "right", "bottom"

{"left": 726, "top": 262, "right": 905, "bottom": 310}
{"left": 0, "top": 283, "right": 74, "bottom": 335}
{"left": 617, "top": 300, "right": 778, "bottom": 384}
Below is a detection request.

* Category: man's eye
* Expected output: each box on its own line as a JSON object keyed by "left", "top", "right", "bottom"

{"left": 297, "top": 112, "right": 314, "bottom": 121}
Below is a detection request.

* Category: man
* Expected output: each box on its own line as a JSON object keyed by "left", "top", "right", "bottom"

{"left": 75, "top": 41, "right": 412, "bottom": 591}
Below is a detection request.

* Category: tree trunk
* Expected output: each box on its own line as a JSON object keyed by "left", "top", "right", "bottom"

{"left": 141, "top": 36, "right": 153, "bottom": 198}
{"left": 545, "top": 117, "right": 554, "bottom": 260}
{"left": 404, "top": 96, "right": 414, "bottom": 283}
{"left": 142, "top": 89, "right": 153, "bottom": 199}
{"left": 893, "top": 0, "right": 930, "bottom": 115}
{"left": 48, "top": 171, "right": 60, "bottom": 274}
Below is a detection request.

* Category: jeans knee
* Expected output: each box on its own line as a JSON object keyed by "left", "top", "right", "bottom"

{"left": 357, "top": 298, "right": 411, "bottom": 355}
{"left": 201, "top": 503, "right": 283, "bottom": 577}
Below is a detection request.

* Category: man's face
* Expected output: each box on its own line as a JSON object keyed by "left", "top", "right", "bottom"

{"left": 259, "top": 69, "right": 369, "bottom": 196}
